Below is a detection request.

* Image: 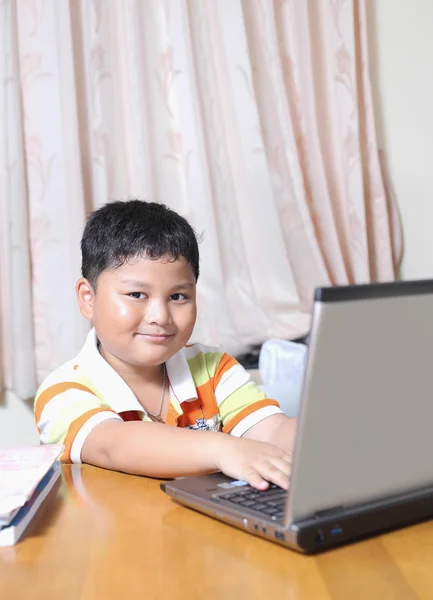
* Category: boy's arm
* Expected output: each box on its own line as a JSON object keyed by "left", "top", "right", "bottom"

{"left": 81, "top": 419, "right": 291, "bottom": 490}
{"left": 242, "top": 414, "right": 297, "bottom": 454}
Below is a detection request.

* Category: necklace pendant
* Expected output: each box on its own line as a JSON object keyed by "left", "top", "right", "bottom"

{"left": 154, "top": 414, "right": 164, "bottom": 423}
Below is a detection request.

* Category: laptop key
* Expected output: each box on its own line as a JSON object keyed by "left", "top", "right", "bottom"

{"left": 262, "top": 506, "right": 280, "bottom": 516}
{"left": 216, "top": 484, "right": 288, "bottom": 519}
{"left": 226, "top": 495, "right": 247, "bottom": 503}
{"left": 258, "top": 493, "right": 285, "bottom": 503}
{"left": 243, "top": 493, "right": 260, "bottom": 501}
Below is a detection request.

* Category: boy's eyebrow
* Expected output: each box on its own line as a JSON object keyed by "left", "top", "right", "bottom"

{"left": 119, "top": 279, "right": 195, "bottom": 289}
{"left": 172, "top": 282, "right": 195, "bottom": 290}
{"left": 119, "top": 279, "right": 149, "bottom": 288}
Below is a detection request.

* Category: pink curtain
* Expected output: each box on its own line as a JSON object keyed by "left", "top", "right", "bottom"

{"left": 0, "top": 0, "right": 400, "bottom": 399}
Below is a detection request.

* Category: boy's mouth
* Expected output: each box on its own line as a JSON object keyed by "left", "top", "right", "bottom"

{"left": 136, "top": 333, "right": 173, "bottom": 343}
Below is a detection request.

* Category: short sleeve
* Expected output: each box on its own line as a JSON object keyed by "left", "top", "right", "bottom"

{"left": 213, "top": 353, "right": 284, "bottom": 437}
{"left": 34, "top": 382, "right": 122, "bottom": 464}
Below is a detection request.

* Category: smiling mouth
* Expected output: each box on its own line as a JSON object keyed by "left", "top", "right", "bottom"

{"left": 136, "top": 333, "right": 173, "bottom": 342}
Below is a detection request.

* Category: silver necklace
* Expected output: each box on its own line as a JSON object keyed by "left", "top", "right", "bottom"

{"left": 147, "top": 363, "right": 167, "bottom": 423}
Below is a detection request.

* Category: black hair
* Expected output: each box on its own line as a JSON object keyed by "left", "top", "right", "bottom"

{"left": 81, "top": 200, "right": 200, "bottom": 288}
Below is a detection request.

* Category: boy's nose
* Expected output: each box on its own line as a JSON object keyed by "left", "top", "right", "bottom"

{"left": 144, "top": 301, "right": 172, "bottom": 326}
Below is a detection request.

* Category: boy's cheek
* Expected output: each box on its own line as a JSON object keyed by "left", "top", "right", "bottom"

{"left": 96, "top": 295, "right": 135, "bottom": 321}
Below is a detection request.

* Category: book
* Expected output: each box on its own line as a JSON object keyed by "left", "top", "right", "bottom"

{"left": 0, "top": 444, "right": 63, "bottom": 526}
{"left": 0, "top": 461, "right": 62, "bottom": 546}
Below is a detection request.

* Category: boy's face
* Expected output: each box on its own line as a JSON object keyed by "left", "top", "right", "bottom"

{"left": 77, "top": 256, "right": 197, "bottom": 370}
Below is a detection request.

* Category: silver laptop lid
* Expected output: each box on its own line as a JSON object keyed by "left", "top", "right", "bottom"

{"left": 286, "top": 280, "right": 433, "bottom": 523}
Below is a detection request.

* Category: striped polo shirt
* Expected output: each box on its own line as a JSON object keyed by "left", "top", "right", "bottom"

{"left": 34, "top": 329, "right": 283, "bottom": 463}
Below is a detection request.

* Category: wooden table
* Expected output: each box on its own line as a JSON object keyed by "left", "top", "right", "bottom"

{"left": 2, "top": 465, "right": 433, "bottom": 599}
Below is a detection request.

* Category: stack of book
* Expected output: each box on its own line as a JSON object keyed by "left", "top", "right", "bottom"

{"left": 0, "top": 444, "right": 63, "bottom": 546}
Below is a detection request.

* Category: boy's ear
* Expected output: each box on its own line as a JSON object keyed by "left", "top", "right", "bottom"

{"left": 76, "top": 278, "right": 95, "bottom": 320}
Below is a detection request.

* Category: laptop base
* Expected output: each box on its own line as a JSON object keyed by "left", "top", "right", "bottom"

{"left": 294, "top": 483, "right": 433, "bottom": 553}
{"left": 162, "top": 479, "right": 433, "bottom": 554}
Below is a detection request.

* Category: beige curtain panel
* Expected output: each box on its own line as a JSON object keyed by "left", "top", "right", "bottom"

{"left": 0, "top": 0, "right": 400, "bottom": 400}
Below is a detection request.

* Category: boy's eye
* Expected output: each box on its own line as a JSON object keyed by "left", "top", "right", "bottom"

{"left": 128, "top": 292, "right": 145, "bottom": 299}
{"left": 170, "top": 293, "right": 187, "bottom": 301}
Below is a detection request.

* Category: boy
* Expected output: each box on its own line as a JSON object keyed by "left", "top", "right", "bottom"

{"left": 35, "top": 200, "right": 296, "bottom": 490}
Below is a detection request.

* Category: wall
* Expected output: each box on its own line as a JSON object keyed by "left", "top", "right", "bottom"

{"left": 0, "top": 392, "right": 39, "bottom": 447}
{"left": 367, "top": 0, "right": 433, "bottom": 279}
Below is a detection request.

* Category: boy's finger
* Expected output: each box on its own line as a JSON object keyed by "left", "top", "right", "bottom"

{"left": 260, "top": 464, "right": 290, "bottom": 490}
{"left": 269, "top": 457, "right": 291, "bottom": 476}
{"left": 245, "top": 469, "right": 270, "bottom": 491}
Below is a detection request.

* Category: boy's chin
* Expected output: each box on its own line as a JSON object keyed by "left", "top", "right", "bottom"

{"left": 130, "top": 349, "right": 176, "bottom": 367}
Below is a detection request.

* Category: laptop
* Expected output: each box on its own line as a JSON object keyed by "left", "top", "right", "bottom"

{"left": 161, "top": 279, "right": 433, "bottom": 553}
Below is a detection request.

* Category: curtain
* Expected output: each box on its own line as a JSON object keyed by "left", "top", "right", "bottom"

{"left": 0, "top": 0, "right": 400, "bottom": 400}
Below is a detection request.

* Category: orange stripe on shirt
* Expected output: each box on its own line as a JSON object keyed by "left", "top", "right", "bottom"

{"left": 196, "top": 379, "right": 219, "bottom": 411}
{"left": 222, "top": 399, "right": 280, "bottom": 434}
{"left": 176, "top": 380, "right": 219, "bottom": 427}
{"left": 165, "top": 402, "right": 180, "bottom": 427}
{"left": 213, "top": 353, "right": 238, "bottom": 389}
{"left": 35, "top": 382, "right": 97, "bottom": 425}
{"left": 62, "top": 408, "right": 117, "bottom": 463}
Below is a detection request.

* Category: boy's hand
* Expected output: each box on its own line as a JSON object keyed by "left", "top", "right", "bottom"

{"left": 216, "top": 436, "right": 291, "bottom": 490}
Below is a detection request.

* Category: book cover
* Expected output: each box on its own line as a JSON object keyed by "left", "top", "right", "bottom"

{"left": 0, "top": 461, "right": 62, "bottom": 547}
{"left": 0, "top": 444, "right": 63, "bottom": 525}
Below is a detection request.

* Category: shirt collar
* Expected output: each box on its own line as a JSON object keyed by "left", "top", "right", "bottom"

{"left": 76, "top": 328, "right": 198, "bottom": 413}
{"left": 165, "top": 346, "right": 198, "bottom": 404}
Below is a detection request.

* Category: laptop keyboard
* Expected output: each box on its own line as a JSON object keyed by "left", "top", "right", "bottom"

{"left": 216, "top": 484, "right": 287, "bottom": 520}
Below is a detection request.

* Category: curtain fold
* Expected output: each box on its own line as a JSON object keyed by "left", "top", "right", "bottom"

{"left": 0, "top": 0, "right": 399, "bottom": 399}
{"left": 0, "top": 0, "right": 36, "bottom": 399}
